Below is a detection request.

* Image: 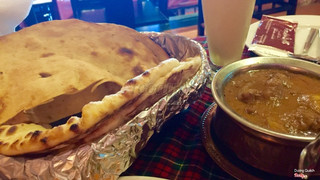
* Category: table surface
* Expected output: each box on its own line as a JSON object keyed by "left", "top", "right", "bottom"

{"left": 121, "top": 36, "right": 253, "bottom": 180}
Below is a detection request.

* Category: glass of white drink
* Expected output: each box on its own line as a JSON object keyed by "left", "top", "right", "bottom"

{"left": 202, "top": 0, "right": 256, "bottom": 66}
{"left": 0, "top": 0, "right": 33, "bottom": 36}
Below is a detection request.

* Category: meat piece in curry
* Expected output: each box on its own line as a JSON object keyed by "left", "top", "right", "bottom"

{"left": 224, "top": 69, "right": 320, "bottom": 136}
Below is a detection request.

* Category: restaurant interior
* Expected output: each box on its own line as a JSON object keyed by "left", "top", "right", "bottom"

{"left": 22, "top": 0, "right": 320, "bottom": 38}
{"left": 2, "top": 0, "right": 320, "bottom": 179}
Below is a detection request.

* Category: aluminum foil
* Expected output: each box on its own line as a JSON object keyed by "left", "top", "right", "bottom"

{"left": 0, "top": 32, "right": 211, "bottom": 180}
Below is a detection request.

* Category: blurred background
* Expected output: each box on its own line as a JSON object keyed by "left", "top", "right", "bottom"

{"left": 19, "top": 0, "right": 320, "bottom": 39}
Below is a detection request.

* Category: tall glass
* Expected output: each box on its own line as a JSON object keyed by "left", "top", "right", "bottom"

{"left": 0, "top": 0, "right": 33, "bottom": 36}
{"left": 202, "top": 0, "right": 256, "bottom": 66}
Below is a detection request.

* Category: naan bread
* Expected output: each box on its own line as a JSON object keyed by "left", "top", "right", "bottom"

{"left": 0, "top": 56, "right": 201, "bottom": 156}
{"left": 0, "top": 19, "right": 201, "bottom": 156}
{"left": 0, "top": 19, "right": 169, "bottom": 125}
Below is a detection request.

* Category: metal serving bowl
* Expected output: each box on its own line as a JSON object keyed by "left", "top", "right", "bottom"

{"left": 211, "top": 57, "right": 320, "bottom": 177}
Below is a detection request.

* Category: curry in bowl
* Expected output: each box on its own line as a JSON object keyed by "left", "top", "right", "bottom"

{"left": 211, "top": 57, "right": 320, "bottom": 176}
{"left": 224, "top": 68, "right": 320, "bottom": 136}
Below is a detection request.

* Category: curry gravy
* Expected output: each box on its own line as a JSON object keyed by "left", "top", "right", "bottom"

{"left": 224, "top": 69, "right": 320, "bottom": 136}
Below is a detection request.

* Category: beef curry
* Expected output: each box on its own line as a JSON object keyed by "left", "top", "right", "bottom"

{"left": 224, "top": 69, "right": 320, "bottom": 136}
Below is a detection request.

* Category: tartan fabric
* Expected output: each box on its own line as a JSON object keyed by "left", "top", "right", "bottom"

{"left": 122, "top": 87, "right": 233, "bottom": 180}
{"left": 121, "top": 36, "right": 249, "bottom": 179}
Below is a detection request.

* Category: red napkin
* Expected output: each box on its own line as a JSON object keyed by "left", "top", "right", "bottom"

{"left": 251, "top": 15, "right": 298, "bottom": 53}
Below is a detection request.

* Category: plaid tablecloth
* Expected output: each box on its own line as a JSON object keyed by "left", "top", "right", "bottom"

{"left": 121, "top": 36, "right": 253, "bottom": 180}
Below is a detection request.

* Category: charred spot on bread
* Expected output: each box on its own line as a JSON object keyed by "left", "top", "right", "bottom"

{"left": 119, "top": 47, "right": 134, "bottom": 56}
{"left": 133, "top": 65, "right": 144, "bottom": 76}
{"left": 70, "top": 124, "right": 80, "bottom": 133}
{"left": 31, "top": 131, "right": 42, "bottom": 140}
{"left": 41, "top": 52, "right": 55, "bottom": 58}
{"left": 126, "top": 79, "right": 137, "bottom": 86}
{"left": 6, "top": 125, "right": 17, "bottom": 135}
{"left": 39, "top": 72, "right": 52, "bottom": 78}
{"left": 142, "top": 71, "right": 150, "bottom": 77}
{"left": 40, "top": 137, "right": 48, "bottom": 144}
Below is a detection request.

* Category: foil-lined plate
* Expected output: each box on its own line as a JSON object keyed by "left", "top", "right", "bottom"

{"left": 0, "top": 32, "right": 211, "bottom": 180}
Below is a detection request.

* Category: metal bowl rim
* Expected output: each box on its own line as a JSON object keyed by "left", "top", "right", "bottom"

{"left": 212, "top": 57, "right": 320, "bottom": 142}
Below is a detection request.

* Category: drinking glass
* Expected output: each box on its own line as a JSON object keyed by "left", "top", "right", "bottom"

{"left": 202, "top": 0, "right": 256, "bottom": 66}
{"left": 0, "top": 0, "right": 33, "bottom": 36}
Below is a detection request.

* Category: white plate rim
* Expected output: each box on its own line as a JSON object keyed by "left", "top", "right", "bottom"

{"left": 246, "top": 15, "right": 320, "bottom": 57}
